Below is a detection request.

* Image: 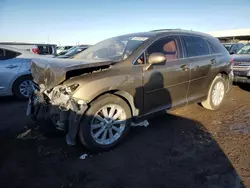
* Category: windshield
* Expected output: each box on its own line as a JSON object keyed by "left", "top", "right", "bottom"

{"left": 237, "top": 44, "right": 250, "bottom": 54}
{"left": 64, "top": 46, "right": 78, "bottom": 56}
{"left": 73, "top": 35, "right": 149, "bottom": 61}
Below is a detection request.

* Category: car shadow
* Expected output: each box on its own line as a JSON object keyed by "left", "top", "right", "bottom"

{"left": 0, "top": 72, "right": 245, "bottom": 188}
{"left": 237, "top": 83, "right": 250, "bottom": 92}
{"left": 0, "top": 96, "right": 28, "bottom": 104}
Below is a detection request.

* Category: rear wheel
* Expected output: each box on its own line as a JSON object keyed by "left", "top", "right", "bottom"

{"left": 79, "top": 94, "right": 132, "bottom": 151}
{"left": 13, "top": 75, "right": 34, "bottom": 100}
{"left": 201, "top": 75, "right": 226, "bottom": 110}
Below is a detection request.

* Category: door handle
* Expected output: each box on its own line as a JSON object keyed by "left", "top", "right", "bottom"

{"left": 5, "top": 64, "right": 18, "bottom": 69}
{"left": 180, "top": 64, "right": 189, "bottom": 71}
{"left": 211, "top": 59, "right": 216, "bottom": 65}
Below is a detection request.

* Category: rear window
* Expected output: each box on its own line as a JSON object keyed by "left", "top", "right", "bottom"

{"left": 182, "top": 36, "right": 210, "bottom": 57}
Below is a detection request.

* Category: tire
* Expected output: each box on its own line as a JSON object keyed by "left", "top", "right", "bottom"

{"left": 201, "top": 75, "right": 226, "bottom": 110}
{"left": 13, "top": 75, "right": 33, "bottom": 100}
{"left": 79, "top": 94, "right": 132, "bottom": 151}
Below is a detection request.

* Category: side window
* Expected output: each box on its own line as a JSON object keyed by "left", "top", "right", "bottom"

{"left": 4, "top": 50, "right": 20, "bottom": 60}
{"left": 0, "top": 48, "right": 5, "bottom": 60}
{"left": 134, "top": 53, "right": 145, "bottom": 65}
{"left": 146, "top": 36, "right": 179, "bottom": 62}
{"left": 182, "top": 36, "right": 210, "bottom": 57}
{"left": 208, "top": 42, "right": 219, "bottom": 54}
{"left": 0, "top": 49, "right": 20, "bottom": 60}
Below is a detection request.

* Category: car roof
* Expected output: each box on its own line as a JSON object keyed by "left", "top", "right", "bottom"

{"left": 0, "top": 45, "right": 27, "bottom": 52}
{"left": 0, "top": 42, "right": 57, "bottom": 46}
{"left": 117, "top": 29, "right": 215, "bottom": 40}
{"left": 0, "top": 45, "right": 40, "bottom": 57}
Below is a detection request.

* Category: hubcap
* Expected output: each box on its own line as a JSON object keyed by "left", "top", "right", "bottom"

{"left": 19, "top": 80, "right": 36, "bottom": 98}
{"left": 212, "top": 81, "right": 225, "bottom": 106}
{"left": 90, "top": 104, "right": 126, "bottom": 145}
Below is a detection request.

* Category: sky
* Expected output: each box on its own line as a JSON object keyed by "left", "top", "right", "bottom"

{"left": 0, "top": 0, "right": 250, "bottom": 45}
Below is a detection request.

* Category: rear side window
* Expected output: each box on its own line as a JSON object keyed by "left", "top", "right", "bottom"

{"left": 208, "top": 42, "right": 219, "bottom": 54}
{"left": 0, "top": 48, "right": 4, "bottom": 60}
{"left": 0, "top": 49, "right": 20, "bottom": 60}
{"left": 182, "top": 36, "right": 210, "bottom": 57}
{"left": 5, "top": 49, "right": 20, "bottom": 59}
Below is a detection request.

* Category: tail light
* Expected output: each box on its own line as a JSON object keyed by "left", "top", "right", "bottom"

{"left": 32, "top": 48, "right": 40, "bottom": 54}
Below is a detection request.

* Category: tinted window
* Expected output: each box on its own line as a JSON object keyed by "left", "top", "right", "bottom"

{"left": 38, "top": 45, "right": 53, "bottom": 54}
{"left": 0, "top": 49, "right": 20, "bottom": 60}
{"left": 147, "top": 36, "right": 179, "bottom": 61}
{"left": 231, "top": 44, "right": 238, "bottom": 51}
{"left": 208, "top": 42, "right": 219, "bottom": 54}
{"left": 0, "top": 48, "right": 4, "bottom": 60}
{"left": 5, "top": 49, "right": 19, "bottom": 59}
{"left": 183, "top": 36, "right": 210, "bottom": 57}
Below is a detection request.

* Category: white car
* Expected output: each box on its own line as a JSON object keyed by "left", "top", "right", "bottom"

{"left": 0, "top": 45, "right": 39, "bottom": 99}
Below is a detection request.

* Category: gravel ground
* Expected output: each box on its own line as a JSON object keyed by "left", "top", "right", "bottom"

{"left": 0, "top": 85, "right": 250, "bottom": 188}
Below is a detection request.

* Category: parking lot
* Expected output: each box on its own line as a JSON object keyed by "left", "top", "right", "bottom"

{"left": 0, "top": 85, "right": 249, "bottom": 188}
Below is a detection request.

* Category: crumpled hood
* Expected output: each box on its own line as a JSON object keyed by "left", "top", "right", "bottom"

{"left": 31, "top": 57, "right": 114, "bottom": 90}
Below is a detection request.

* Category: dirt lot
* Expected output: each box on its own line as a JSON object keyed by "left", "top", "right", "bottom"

{"left": 0, "top": 85, "right": 250, "bottom": 188}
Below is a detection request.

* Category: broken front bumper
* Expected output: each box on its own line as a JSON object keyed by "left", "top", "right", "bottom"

{"left": 26, "top": 90, "right": 89, "bottom": 145}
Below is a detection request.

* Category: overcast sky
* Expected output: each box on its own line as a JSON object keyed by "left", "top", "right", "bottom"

{"left": 0, "top": 0, "right": 250, "bottom": 45}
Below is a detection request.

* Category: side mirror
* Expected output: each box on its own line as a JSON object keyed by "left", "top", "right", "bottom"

{"left": 148, "top": 53, "right": 166, "bottom": 65}
{"left": 230, "top": 51, "right": 235, "bottom": 55}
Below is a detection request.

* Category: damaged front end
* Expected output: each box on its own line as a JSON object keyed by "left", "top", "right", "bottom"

{"left": 26, "top": 58, "right": 115, "bottom": 145}
{"left": 26, "top": 83, "right": 88, "bottom": 146}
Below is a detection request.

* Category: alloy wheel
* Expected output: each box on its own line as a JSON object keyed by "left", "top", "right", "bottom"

{"left": 90, "top": 104, "right": 127, "bottom": 145}
{"left": 212, "top": 81, "right": 225, "bottom": 106}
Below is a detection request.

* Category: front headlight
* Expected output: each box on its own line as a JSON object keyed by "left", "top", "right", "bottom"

{"left": 65, "top": 84, "right": 79, "bottom": 93}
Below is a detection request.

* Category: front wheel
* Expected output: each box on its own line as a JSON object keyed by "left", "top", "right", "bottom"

{"left": 13, "top": 75, "right": 34, "bottom": 100}
{"left": 79, "top": 94, "right": 132, "bottom": 151}
{"left": 201, "top": 75, "right": 226, "bottom": 110}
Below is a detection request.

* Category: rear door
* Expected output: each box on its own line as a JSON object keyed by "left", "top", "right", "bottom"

{"left": 181, "top": 35, "right": 214, "bottom": 102}
{"left": 0, "top": 49, "right": 22, "bottom": 95}
{"left": 143, "top": 35, "right": 190, "bottom": 114}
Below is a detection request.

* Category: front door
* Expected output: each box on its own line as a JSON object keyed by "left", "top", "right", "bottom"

{"left": 0, "top": 48, "right": 22, "bottom": 95}
{"left": 143, "top": 36, "right": 190, "bottom": 114}
{"left": 181, "top": 35, "right": 214, "bottom": 102}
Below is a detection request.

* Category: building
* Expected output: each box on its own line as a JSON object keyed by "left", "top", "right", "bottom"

{"left": 207, "top": 28, "right": 250, "bottom": 43}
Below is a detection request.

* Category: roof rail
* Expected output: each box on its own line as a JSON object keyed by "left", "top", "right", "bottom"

{"left": 150, "top": 29, "right": 182, "bottom": 32}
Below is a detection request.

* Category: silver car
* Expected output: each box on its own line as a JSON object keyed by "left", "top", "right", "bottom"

{"left": 0, "top": 45, "right": 39, "bottom": 99}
